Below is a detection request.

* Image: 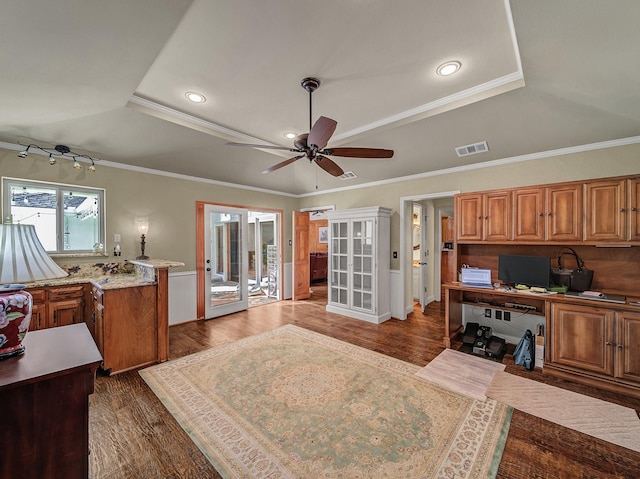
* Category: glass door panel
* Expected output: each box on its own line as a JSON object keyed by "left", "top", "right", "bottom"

{"left": 204, "top": 204, "right": 248, "bottom": 318}
{"left": 329, "top": 220, "right": 349, "bottom": 306}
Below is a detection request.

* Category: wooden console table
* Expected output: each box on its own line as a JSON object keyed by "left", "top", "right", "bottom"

{"left": 0, "top": 323, "right": 103, "bottom": 479}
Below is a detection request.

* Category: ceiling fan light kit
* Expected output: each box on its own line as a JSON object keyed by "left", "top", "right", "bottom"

{"left": 226, "top": 77, "right": 394, "bottom": 177}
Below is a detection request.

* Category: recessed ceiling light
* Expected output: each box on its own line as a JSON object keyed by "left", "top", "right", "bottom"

{"left": 185, "top": 91, "right": 206, "bottom": 103}
{"left": 283, "top": 132, "right": 297, "bottom": 139}
{"left": 436, "top": 61, "right": 461, "bottom": 76}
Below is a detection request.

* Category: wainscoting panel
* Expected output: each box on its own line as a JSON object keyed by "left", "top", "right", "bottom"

{"left": 169, "top": 271, "right": 197, "bottom": 325}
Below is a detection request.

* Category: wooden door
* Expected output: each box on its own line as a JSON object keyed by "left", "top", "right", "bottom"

{"left": 513, "top": 188, "right": 545, "bottom": 241}
{"left": 292, "top": 211, "right": 310, "bottom": 300}
{"left": 547, "top": 183, "right": 583, "bottom": 241}
{"left": 483, "top": 190, "right": 512, "bottom": 241}
{"left": 616, "top": 311, "right": 640, "bottom": 383}
{"left": 628, "top": 177, "right": 640, "bottom": 241}
{"left": 550, "top": 303, "right": 614, "bottom": 376}
{"left": 455, "top": 193, "right": 483, "bottom": 241}
{"left": 585, "top": 179, "right": 626, "bottom": 241}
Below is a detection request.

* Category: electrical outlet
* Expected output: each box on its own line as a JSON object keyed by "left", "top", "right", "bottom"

{"left": 114, "top": 233, "right": 121, "bottom": 243}
{"left": 495, "top": 310, "right": 502, "bottom": 320}
{"left": 504, "top": 311, "right": 511, "bottom": 321}
{"left": 484, "top": 308, "right": 491, "bottom": 318}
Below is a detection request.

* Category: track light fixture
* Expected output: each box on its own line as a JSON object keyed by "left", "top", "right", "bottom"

{"left": 16, "top": 141, "right": 100, "bottom": 171}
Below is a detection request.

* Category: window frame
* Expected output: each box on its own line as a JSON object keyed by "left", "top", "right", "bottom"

{"left": 2, "top": 177, "right": 106, "bottom": 256}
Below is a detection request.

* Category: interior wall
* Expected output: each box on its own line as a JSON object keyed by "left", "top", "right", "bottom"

{"left": 309, "top": 219, "right": 328, "bottom": 252}
{"left": 0, "top": 148, "right": 299, "bottom": 271}
{"left": 4, "top": 141, "right": 639, "bottom": 276}
{"left": 298, "top": 142, "right": 640, "bottom": 270}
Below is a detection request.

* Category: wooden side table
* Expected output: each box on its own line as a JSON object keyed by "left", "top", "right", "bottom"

{"left": 0, "top": 323, "right": 103, "bottom": 479}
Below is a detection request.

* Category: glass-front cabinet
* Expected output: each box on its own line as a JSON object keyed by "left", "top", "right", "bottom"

{"left": 327, "top": 207, "right": 391, "bottom": 324}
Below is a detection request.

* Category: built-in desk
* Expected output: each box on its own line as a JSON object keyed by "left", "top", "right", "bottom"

{"left": 443, "top": 283, "right": 640, "bottom": 398}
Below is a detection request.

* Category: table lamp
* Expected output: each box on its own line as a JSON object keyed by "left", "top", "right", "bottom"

{"left": 0, "top": 223, "right": 68, "bottom": 358}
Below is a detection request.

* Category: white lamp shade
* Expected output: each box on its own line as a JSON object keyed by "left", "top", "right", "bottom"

{"left": 0, "top": 224, "right": 68, "bottom": 285}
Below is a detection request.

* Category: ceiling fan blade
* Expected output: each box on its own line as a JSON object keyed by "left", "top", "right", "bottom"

{"left": 314, "top": 155, "right": 344, "bottom": 177}
{"left": 262, "top": 155, "right": 304, "bottom": 174}
{"left": 307, "top": 116, "right": 337, "bottom": 150}
{"left": 226, "top": 141, "right": 294, "bottom": 152}
{"left": 323, "top": 147, "right": 394, "bottom": 158}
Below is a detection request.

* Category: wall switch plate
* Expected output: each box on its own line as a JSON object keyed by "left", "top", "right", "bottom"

{"left": 393, "top": 251, "right": 398, "bottom": 258}
{"left": 114, "top": 233, "right": 121, "bottom": 243}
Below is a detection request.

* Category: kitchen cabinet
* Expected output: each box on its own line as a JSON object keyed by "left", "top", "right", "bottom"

{"left": 616, "top": 311, "right": 640, "bottom": 383}
{"left": 90, "top": 284, "right": 157, "bottom": 374}
{"left": 585, "top": 179, "right": 626, "bottom": 241}
{"left": 548, "top": 302, "right": 640, "bottom": 395}
{"left": 26, "top": 284, "right": 85, "bottom": 331}
{"left": 28, "top": 288, "right": 47, "bottom": 331}
{"left": 326, "top": 206, "right": 391, "bottom": 324}
{"left": 48, "top": 285, "right": 84, "bottom": 328}
{"left": 629, "top": 177, "right": 640, "bottom": 241}
{"left": 456, "top": 190, "right": 511, "bottom": 242}
{"left": 512, "top": 183, "right": 582, "bottom": 242}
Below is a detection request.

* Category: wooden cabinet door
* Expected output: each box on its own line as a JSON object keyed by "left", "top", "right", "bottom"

{"left": 616, "top": 311, "right": 640, "bottom": 383}
{"left": 628, "top": 177, "right": 640, "bottom": 241}
{"left": 49, "top": 298, "right": 84, "bottom": 328}
{"left": 550, "top": 303, "right": 614, "bottom": 376}
{"left": 547, "top": 183, "right": 583, "bottom": 241}
{"left": 585, "top": 179, "right": 626, "bottom": 241}
{"left": 483, "top": 190, "right": 512, "bottom": 241}
{"left": 456, "top": 193, "right": 483, "bottom": 241}
{"left": 28, "top": 289, "right": 47, "bottom": 331}
{"left": 513, "top": 188, "right": 545, "bottom": 241}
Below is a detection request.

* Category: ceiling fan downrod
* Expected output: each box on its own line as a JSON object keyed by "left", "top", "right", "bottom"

{"left": 301, "top": 77, "right": 320, "bottom": 131}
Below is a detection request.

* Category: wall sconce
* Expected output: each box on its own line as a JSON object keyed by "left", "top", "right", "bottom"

{"left": 136, "top": 218, "right": 150, "bottom": 260}
{"left": 17, "top": 141, "right": 100, "bottom": 172}
{"left": 0, "top": 223, "right": 69, "bottom": 358}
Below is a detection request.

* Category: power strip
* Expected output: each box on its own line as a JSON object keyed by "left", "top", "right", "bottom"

{"left": 504, "top": 302, "right": 537, "bottom": 312}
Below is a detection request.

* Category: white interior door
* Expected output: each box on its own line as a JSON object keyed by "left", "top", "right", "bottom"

{"left": 204, "top": 204, "right": 248, "bottom": 318}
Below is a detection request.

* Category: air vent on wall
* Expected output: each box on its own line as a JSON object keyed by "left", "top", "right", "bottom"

{"left": 339, "top": 171, "right": 357, "bottom": 180}
{"left": 455, "top": 140, "right": 489, "bottom": 157}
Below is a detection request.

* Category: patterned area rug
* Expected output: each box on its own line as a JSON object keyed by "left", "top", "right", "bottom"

{"left": 140, "top": 325, "right": 512, "bottom": 478}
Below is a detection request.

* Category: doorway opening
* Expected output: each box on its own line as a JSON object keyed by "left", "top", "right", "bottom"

{"left": 196, "top": 202, "right": 282, "bottom": 320}
{"left": 399, "top": 191, "right": 458, "bottom": 320}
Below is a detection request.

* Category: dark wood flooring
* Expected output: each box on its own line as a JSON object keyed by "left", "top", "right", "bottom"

{"left": 89, "top": 285, "right": 640, "bottom": 478}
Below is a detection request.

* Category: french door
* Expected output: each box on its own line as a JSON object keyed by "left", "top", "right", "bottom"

{"left": 204, "top": 204, "right": 248, "bottom": 318}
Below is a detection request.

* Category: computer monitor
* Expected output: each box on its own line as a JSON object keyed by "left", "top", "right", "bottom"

{"left": 498, "top": 254, "right": 551, "bottom": 288}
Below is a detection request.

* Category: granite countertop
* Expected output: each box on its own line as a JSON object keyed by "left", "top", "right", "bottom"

{"left": 23, "top": 258, "right": 184, "bottom": 291}
{"left": 127, "top": 259, "right": 185, "bottom": 269}
{"left": 24, "top": 273, "right": 154, "bottom": 290}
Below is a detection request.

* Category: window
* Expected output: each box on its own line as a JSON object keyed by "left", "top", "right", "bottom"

{"left": 2, "top": 178, "right": 105, "bottom": 255}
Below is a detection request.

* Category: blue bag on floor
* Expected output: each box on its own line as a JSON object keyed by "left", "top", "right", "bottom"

{"left": 514, "top": 329, "right": 535, "bottom": 371}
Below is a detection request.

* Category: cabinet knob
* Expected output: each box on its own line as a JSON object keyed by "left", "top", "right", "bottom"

{"left": 606, "top": 341, "right": 613, "bottom": 346}
{"left": 617, "top": 344, "right": 624, "bottom": 349}
{"left": 547, "top": 212, "right": 552, "bottom": 216}
{"left": 484, "top": 216, "right": 488, "bottom": 219}
{"left": 539, "top": 212, "right": 544, "bottom": 217}
{"left": 620, "top": 208, "right": 625, "bottom": 212}
{"left": 477, "top": 216, "right": 482, "bottom": 220}
{"left": 631, "top": 207, "right": 638, "bottom": 212}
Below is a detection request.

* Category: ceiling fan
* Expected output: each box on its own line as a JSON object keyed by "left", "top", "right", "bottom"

{"left": 226, "top": 77, "right": 394, "bottom": 177}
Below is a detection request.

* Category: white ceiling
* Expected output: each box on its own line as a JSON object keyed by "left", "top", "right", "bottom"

{"left": 2, "top": 0, "right": 639, "bottom": 195}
